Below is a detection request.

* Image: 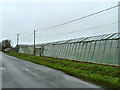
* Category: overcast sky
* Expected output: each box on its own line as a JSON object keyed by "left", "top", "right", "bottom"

{"left": 2, "top": 1, "right": 118, "bottom": 46}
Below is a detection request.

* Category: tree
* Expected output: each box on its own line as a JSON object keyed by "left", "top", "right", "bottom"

{"left": 0, "top": 39, "right": 12, "bottom": 52}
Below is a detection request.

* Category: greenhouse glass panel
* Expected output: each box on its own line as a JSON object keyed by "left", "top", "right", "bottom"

{"left": 54, "top": 44, "right": 57, "bottom": 57}
{"left": 64, "top": 43, "right": 69, "bottom": 59}
{"left": 28, "top": 47, "right": 33, "bottom": 55}
{"left": 91, "top": 41, "right": 97, "bottom": 62}
{"left": 60, "top": 44, "right": 65, "bottom": 58}
{"left": 92, "top": 41, "right": 100, "bottom": 62}
{"left": 80, "top": 42, "right": 87, "bottom": 61}
{"left": 84, "top": 35, "right": 106, "bottom": 42}
{"left": 25, "top": 48, "right": 27, "bottom": 54}
{"left": 43, "top": 46, "right": 47, "bottom": 56}
{"left": 93, "top": 35, "right": 102, "bottom": 41}
{"left": 87, "top": 41, "right": 95, "bottom": 62}
{"left": 105, "top": 34, "right": 114, "bottom": 39}
{"left": 58, "top": 44, "right": 62, "bottom": 58}
{"left": 51, "top": 45, "right": 54, "bottom": 57}
{"left": 61, "top": 44, "right": 65, "bottom": 59}
{"left": 63, "top": 44, "right": 68, "bottom": 59}
{"left": 64, "top": 44, "right": 70, "bottom": 59}
{"left": 66, "top": 43, "right": 71, "bottom": 59}
{"left": 40, "top": 47, "right": 44, "bottom": 56}
{"left": 72, "top": 43, "right": 78, "bottom": 60}
{"left": 67, "top": 43, "right": 73, "bottom": 60}
{"left": 25, "top": 47, "right": 29, "bottom": 54}
{"left": 46, "top": 45, "right": 49, "bottom": 56}
{"left": 116, "top": 39, "right": 120, "bottom": 65}
{"left": 51, "top": 45, "right": 55, "bottom": 57}
{"left": 60, "top": 44, "right": 65, "bottom": 59}
{"left": 46, "top": 46, "right": 50, "bottom": 56}
{"left": 55, "top": 45, "right": 59, "bottom": 57}
{"left": 35, "top": 48, "right": 40, "bottom": 56}
{"left": 68, "top": 37, "right": 86, "bottom": 43}
{"left": 101, "top": 34, "right": 111, "bottom": 40}
{"left": 100, "top": 40, "right": 107, "bottom": 63}
{"left": 77, "top": 43, "right": 83, "bottom": 61}
{"left": 49, "top": 45, "right": 52, "bottom": 57}
{"left": 53, "top": 45, "right": 57, "bottom": 57}
{"left": 61, "top": 44, "right": 66, "bottom": 59}
{"left": 114, "top": 44, "right": 118, "bottom": 65}
{"left": 97, "top": 41, "right": 106, "bottom": 63}
{"left": 84, "top": 37, "right": 92, "bottom": 42}
{"left": 53, "top": 45, "right": 56, "bottom": 57}
{"left": 102, "top": 40, "right": 111, "bottom": 64}
{"left": 92, "top": 36, "right": 101, "bottom": 41}
{"left": 46, "top": 46, "right": 50, "bottom": 57}
{"left": 84, "top": 42, "right": 91, "bottom": 62}
{"left": 97, "top": 34, "right": 108, "bottom": 40}
{"left": 55, "top": 45, "right": 59, "bottom": 58}
{"left": 83, "top": 42, "right": 88, "bottom": 61}
{"left": 78, "top": 43, "right": 85, "bottom": 60}
{"left": 60, "top": 44, "right": 64, "bottom": 58}
{"left": 74, "top": 43, "right": 80, "bottom": 60}
{"left": 109, "top": 33, "right": 118, "bottom": 39}
{"left": 67, "top": 44, "right": 73, "bottom": 60}
{"left": 113, "top": 40, "right": 119, "bottom": 65}
{"left": 87, "top": 42, "right": 94, "bottom": 61}
{"left": 49, "top": 45, "right": 53, "bottom": 57}
{"left": 57, "top": 44, "right": 61, "bottom": 58}
{"left": 70, "top": 43, "right": 76, "bottom": 60}
{"left": 108, "top": 40, "right": 118, "bottom": 64}
{"left": 52, "top": 45, "right": 55, "bottom": 57}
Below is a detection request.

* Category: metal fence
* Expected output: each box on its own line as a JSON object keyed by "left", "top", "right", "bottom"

{"left": 19, "top": 33, "right": 119, "bottom": 66}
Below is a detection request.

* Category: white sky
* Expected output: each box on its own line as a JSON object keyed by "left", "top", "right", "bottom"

{"left": 1, "top": 1, "right": 119, "bottom": 46}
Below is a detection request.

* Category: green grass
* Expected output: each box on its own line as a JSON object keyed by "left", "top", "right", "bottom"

{"left": 5, "top": 51, "right": 120, "bottom": 89}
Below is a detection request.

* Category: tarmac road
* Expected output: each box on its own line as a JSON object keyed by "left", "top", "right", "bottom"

{"left": 1, "top": 52, "right": 102, "bottom": 88}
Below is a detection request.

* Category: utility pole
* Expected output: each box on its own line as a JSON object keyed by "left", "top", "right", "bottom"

{"left": 16, "top": 34, "right": 20, "bottom": 47}
{"left": 33, "top": 30, "right": 36, "bottom": 55}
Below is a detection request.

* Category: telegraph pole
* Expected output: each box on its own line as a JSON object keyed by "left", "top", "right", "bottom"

{"left": 16, "top": 34, "right": 20, "bottom": 47}
{"left": 33, "top": 30, "right": 36, "bottom": 55}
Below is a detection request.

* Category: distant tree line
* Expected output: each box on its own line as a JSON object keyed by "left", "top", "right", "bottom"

{"left": 0, "top": 39, "right": 12, "bottom": 52}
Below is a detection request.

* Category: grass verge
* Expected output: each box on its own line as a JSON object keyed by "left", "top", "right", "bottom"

{"left": 5, "top": 51, "right": 120, "bottom": 89}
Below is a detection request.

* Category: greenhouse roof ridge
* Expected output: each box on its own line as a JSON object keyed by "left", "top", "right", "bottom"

{"left": 18, "top": 32, "right": 119, "bottom": 48}
{"left": 43, "top": 32, "right": 119, "bottom": 45}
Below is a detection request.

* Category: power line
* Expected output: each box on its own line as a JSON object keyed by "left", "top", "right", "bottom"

{"left": 6, "top": 4, "right": 119, "bottom": 45}
{"left": 36, "top": 21, "right": 118, "bottom": 38}
{"left": 36, "top": 4, "right": 119, "bottom": 32}
{"left": 5, "top": 4, "right": 119, "bottom": 40}
{"left": 20, "top": 32, "right": 33, "bottom": 39}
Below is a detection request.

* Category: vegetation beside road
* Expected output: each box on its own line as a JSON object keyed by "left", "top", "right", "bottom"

{"left": 5, "top": 51, "right": 120, "bottom": 89}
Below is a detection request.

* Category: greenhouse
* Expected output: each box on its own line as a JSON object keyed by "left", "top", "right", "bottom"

{"left": 19, "top": 32, "right": 120, "bottom": 66}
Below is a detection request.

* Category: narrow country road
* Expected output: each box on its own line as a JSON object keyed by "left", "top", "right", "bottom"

{"left": 1, "top": 52, "right": 102, "bottom": 88}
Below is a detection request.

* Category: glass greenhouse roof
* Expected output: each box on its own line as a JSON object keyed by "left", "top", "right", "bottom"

{"left": 84, "top": 33, "right": 114, "bottom": 42}
{"left": 109, "top": 33, "right": 120, "bottom": 39}
{"left": 57, "top": 40, "right": 71, "bottom": 44}
{"left": 68, "top": 37, "right": 87, "bottom": 43}
{"left": 34, "top": 33, "right": 119, "bottom": 47}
